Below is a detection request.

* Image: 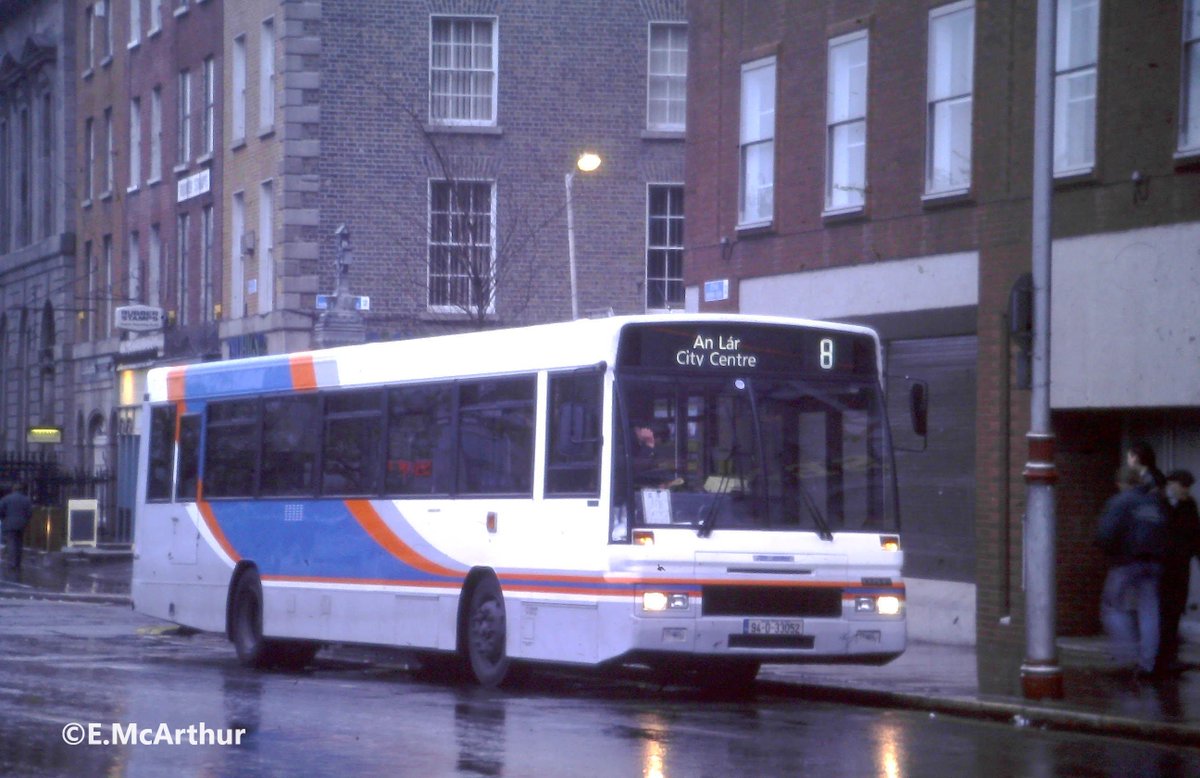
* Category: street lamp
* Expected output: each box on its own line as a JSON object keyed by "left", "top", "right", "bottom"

{"left": 565, "top": 151, "right": 602, "bottom": 320}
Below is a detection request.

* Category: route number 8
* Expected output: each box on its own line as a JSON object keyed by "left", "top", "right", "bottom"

{"left": 819, "top": 338, "right": 835, "bottom": 370}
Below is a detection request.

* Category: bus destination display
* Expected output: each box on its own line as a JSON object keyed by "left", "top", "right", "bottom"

{"left": 617, "top": 322, "right": 875, "bottom": 375}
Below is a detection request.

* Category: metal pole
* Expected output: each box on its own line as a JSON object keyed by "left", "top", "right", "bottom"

{"left": 1021, "top": 0, "right": 1063, "bottom": 700}
{"left": 565, "top": 171, "right": 579, "bottom": 320}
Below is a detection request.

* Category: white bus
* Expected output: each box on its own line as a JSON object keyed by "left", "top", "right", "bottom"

{"left": 133, "top": 314, "right": 916, "bottom": 687}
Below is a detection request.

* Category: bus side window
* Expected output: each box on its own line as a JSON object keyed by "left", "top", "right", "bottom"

{"left": 176, "top": 414, "right": 201, "bottom": 501}
{"left": 146, "top": 404, "right": 176, "bottom": 502}
{"left": 261, "top": 395, "right": 321, "bottom": 497}
{"left": 458, "top": 377, "right": 536, "bottom": 496}
{"left": 386, "top": 383, "right": 453, "bottom": 496}
{"left": 322, "top": 389, "right": 385, "bottom": 496}
{"left": 205, "top": 399, "right": 261, "bottom": 498}
{"left": 545, "top": 371, "right": 602, "bottom": 497}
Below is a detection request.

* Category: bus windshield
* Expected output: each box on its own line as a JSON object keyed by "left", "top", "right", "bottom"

{"left": 616, "top": 374, "right": 898, "bottom": 534}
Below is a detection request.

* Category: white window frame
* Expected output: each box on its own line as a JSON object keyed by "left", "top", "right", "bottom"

{"left": 232, "top": 35, "right": 247, "bottom": 143}
{"left": 1053, "top": 0, "right": 1099, "bottom": 177}
{"left": 201, "top": 204, "right": 214, "bottom": 321}
{"left": 177, "top": 69, "right": 191, "bottom": 166}
{"left": 825, "top": 30, "right": 868, "bottom": 214}
{"left": 231, "top": 191, "right": 245, "bottom": 317}
{"left": 149, "top": 85, "right": 162, "bottom": 182}
{"left": 428, "top": 15, "right": 498, "bottom": 126}
{"left": 149, "top": 0, "right": 162, "bottom": 34}
{"left": 738, "top": 56, "right": 776, "bottom": 228}
{"left": 85, "top": 6, "right": 95, "bottom": 73}
{"left": 84, "top": 240, "right": 94, "bottom": 338}
{"left": 426, "top": 179, "right": 497, "bottom": 313}
{"left": 102, "top": 234, "right": 113, "bottom": 337}
{"left": 84, "top": 117, "right": 94, "bottom": 202}
{"left": 148, "top": 223, "right": 162, "bottom": 307}
{"left": 129, "top": 97, "right": 142, "bottom": 190}
{"left": 104, "top": 107, "right": 114, "bottom": 195}
{"left": 1180, "top": 0, "right": 1200, "bottom": 154}
{"left": 202, "top": 56, "right": 215, "bottom": 157}
{"left": 258, "top": 179, "right": 275, "bottom": 313}
{"left": 99, "top": 0, "right": 113, "bottom": 62}
{"left": 647, "top": 22, "right": 687, "bottom": 132}
{"left": 925, "top": 0, "right": 974, "bottom": 196}
{"left": 259, "top": 18, "right": 276, "bottom": 133}
{"left": 129, "top": 0, "right": 141, "bottom": 47}
{"left": 128, "top": 230, "right": 141, "bottom": 302}
{"left": 645, "top": 183, "right": 685, "bottom": 312}
{"left": 177, "top": 212, "right": 189, "bottom": 324}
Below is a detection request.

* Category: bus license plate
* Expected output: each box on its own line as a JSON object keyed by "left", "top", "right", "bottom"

{"left": 743, "top": 618, "right": 804, "bottom": 636}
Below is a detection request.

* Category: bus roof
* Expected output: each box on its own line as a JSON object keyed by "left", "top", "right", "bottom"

{"left": 145, "top": 313, "right": 881, "bottom": 405}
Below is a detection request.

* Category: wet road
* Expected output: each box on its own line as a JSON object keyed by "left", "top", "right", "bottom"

{"left": 2, "top": 599, "right": 1200, "bottom": 777}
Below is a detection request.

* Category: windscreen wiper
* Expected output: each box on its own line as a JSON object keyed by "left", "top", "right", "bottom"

{"left": 698, "top": 446, "right": 737, "bottom": 538}
{"left": 795, "top": 479, "right": 834, "bottom": 542}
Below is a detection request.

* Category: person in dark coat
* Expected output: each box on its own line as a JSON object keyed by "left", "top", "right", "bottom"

{"left": 1127, "top": 441, "right": 1167, "bottom": 495}
{"left": 1097, "top": 466, "right": 1169, "bottom": 677}
{"left": 0, "top": 482, "right": 33, "bottom": 572}
{"left": 1157, "top": 469, "right": 1200, "bottom": 673}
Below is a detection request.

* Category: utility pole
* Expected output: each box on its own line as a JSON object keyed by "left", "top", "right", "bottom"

{"left": 1021, "top": 0, "right": 1064, "bottom": 700}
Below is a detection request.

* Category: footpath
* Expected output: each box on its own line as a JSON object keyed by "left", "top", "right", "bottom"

{"left": 2, "top": 549, "right": 1198, "bottom": 747}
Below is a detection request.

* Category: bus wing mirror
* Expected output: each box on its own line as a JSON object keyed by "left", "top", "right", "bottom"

{"left": 909, "top": 381, "right": 929, "bottom": 438}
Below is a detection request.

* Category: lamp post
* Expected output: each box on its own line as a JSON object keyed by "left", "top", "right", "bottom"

{"left": 565, "top": 152, "right": 602, "bottom": 320}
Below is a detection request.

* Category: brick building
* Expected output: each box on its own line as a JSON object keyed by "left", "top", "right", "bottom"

{"left": 69, "top": 0, "right": 222, "bottom": 541}
{"left": 685, "top": 0, "right": 1200, "bottom": 677}
{"left": 2, "top": 0, "right": 690, "bottom": 538}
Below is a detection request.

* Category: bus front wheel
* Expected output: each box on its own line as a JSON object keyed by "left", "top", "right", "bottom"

{"left": 466, "top": 575, "right": 510, "bottom": 687}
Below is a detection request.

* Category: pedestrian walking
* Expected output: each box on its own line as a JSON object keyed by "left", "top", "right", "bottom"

{"left": 0, "top": 482, "right": 34, "bottom": 572}
{"left": 1127, "top": 441, "right": 1167, "bottom": 494}
{"left": 1096, "top": 466, "right": 1169, "bottom": 678}
{"left": 1158, "top": 469, "right": 1200, "bottom": 674}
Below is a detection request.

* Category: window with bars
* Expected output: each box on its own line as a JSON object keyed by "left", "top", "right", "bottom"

{"left": 427, "top": 180, "right": 494, "bottom": 311}
{"left": 1054, "top": 0, "right": 1098, "bottom": 175}
{"left": 826, "top": 31, "right": 868, "bottom": 212}
{"left": 429, "top": 17, "right": 496, "bottom": 125}
{"left": 646, "top": 185, "right": 684, "bottom": 310}
{"left": 926, "top": 1, "right": 974, "bottom": 194}
{"left": 648, "top": 23, "right": 687, "bottom": 131}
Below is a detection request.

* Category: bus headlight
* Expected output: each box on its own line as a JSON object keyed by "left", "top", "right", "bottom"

{"left": 642, "top": 592, "right": 689, "bottom": 612}
{"left": 855, "top": 595, "right": 903, "bottom": 615}
{"left": 876, "top": 596, "right": 902, "bottom": 616}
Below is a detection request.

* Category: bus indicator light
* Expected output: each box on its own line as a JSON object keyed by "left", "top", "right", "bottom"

{"left": 486, "top": 512, "right": 497, "bottom": 533}
{"left": 880, "top": 536, "right": 901, "bottom": 552}
{"left": 633, "top": 530, "right": 655, "bottom": 546}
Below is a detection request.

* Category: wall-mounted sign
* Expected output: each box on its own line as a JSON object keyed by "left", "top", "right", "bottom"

{"left": 704, "top": 279, "right": 730, "bottom": 302}
{"left": 176, "top": 168, "right": 211, "bottom": 203}
{"left": 27, "top": 426, "right": 63, "bottom": 444}
{"left": 315, "top": 294, "right": 371, "bottom": 311}
{"left": 115, "top": 305, "right": 165, "bottom": 331}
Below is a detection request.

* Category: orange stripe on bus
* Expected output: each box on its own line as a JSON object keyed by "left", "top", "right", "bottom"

{"left": 197, "top": 499, "right": 241, "bottom": 563}
{"left": 344, "top": 500, "right": 466, "bottom": 579}
{"left": 289, "top": 354, "right": 319, "bottom": 391}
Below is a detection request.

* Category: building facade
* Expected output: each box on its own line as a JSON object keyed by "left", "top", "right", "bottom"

{"left": 1, "top": 0, "right": 690, "bottom": 539}
{"left": 685, "top": 0, "right": 1200, "bottom": 671}
{"left": 0, "top": 0, "right": 75, "bottom": 473}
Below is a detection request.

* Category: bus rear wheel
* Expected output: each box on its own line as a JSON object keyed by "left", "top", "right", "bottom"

{"left": 466, "top": 575, "right": 510, "bottom": 687}
{"left": 230, "top": 569, "right": 317, "bottom": 670}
